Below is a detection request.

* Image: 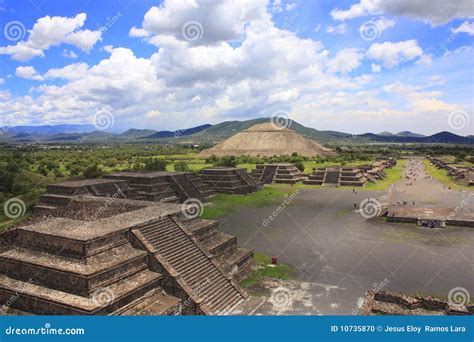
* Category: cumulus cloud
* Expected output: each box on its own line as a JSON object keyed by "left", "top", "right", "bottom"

{"left": 331, "top": 0, "right": 474, "bottom": 26}
{"left": 0, "top": 13, "right": 102, "bottom": 61}
{"left": 62, "top": 49, "right": 78, "bottom": 59}
{"left": 328, "top": 48, "right": 364, "bottom": 74}
{"left": 15, "top": 66, "right": 44, "bottom": 81}
{"left": 130, "top": 0, "right": 268, "bottom": 46}
{"left": 366, "top": 40, "right": 423, "bottom": 68}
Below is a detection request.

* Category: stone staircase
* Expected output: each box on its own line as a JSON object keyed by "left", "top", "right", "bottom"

{"left": 0, "top": 218, "right": 180, "bottom": 315}
{"left": 133, "top": 216, "right": 248, "bottom": 315}
{"left": 200, "top": 167, "right": 260, "bottom": 195}
{"left": 252, "top": 163, "right": 307, "bottom": 184}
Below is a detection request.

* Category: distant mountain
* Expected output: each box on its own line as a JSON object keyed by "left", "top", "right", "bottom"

{"left": 120, "top": 129, "right": 158, "bottom": 139}
{"left": 2, "top": 124, "right": 96, "bottom": 135}
{"left": 396, "top": 131, "right": 425, "bottom": 138}
{"left": 146, "top": 124, "right": 212, "bottom": 139}
{"left": 0, "top": 121, "right": 471, "bottom": 145}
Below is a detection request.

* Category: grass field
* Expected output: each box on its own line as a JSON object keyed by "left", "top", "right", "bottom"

{"left": 364, "top": 159, "right": 407, "bottom": 190}
{"left": 423, "top": 159, "right": 472, "bottom": 191}
{"left": 201, "top": 184, "right": 300, "bottom": 220}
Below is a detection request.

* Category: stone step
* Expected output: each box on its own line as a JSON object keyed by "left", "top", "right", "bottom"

{"left": 0, "top": 269, "right": 162, "bottom": 315}
{"left": 202, "top": 232, "right": 237, "bottom": 256}
{"left": 0, "top": 244, "right": 148, "bottom": 296}
{"left": 115, "top": 289, "right": 181, "bottom": 316}
{"left": 38, "top": 193, "right": 75, "bottom": 206}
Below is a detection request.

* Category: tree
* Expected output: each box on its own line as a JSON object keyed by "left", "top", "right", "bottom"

{"left": 174, "top": 161, "right": 190, "bottom": 172}
{"left": 144, "top": 158, "right": 167, "bottom": 171}
{"left": 294, "top": 160, "right": 305, "bottom": 172}
{"left": 83, "top": 164, "right": 103, "bottom": 179}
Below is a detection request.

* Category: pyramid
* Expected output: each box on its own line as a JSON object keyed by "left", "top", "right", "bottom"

{"left": 199, "top": 123, "right": 335, "bottom": 157}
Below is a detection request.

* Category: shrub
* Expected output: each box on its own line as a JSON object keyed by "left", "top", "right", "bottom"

{"left": 294, "top": 160, "right": 305, "bottom": 172}
{"left": 144, "top": 158, "right": 167, "bottom": 171}
{"left": 214, "top": 156, "right": 237, "bottom": 167}
{"left": 174, "top": 161, "right": 190, "bottom": 172}
{"left": 83, "top": 164, "right": 103, "bottom": 179}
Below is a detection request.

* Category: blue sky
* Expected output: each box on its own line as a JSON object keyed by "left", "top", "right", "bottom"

{"left": 0, "top": 0, "right": 473, "bottom": 135}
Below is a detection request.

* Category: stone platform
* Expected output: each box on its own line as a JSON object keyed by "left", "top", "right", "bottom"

{"left": 199, "top": 167, "right": 260, "bottom": 195}
{"left": 362, "top": 290, "right": 473, "bottom": 315}
{"left": 34, "top": 179, "right": 139, "bottom": 213}
{"left": 105, "top": 171, "right": 216, "bottom": 203}
{"left": 386, "top": 206, "right": 474, "bottom": 227}
{"left": 252, "top": 163, "right": 307, "bottom": 184}
{"left": 0, "top": 196, "right": 253, "bottom": 315}
{"left": 304, "top": 167, "right": 367, "bottom": 186}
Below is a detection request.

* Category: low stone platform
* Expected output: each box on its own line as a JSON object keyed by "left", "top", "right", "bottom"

{"left": 34, "top": 179, "right": 139, "bottom": 213}
{"left": 386, "top": 206, "right": 474, "bottom": 227}
{"left": 199, "top": 167, "right": 260, "bottom": 195}
{"left": 252, "top": 163, "right": 307, "bottom": 184}
{"left": 304, "top": 167, "right": 367, "bottom": 186}
{"left": 361, "top": 290, "right": 473, "bottom": 315}
{"left": 0, "top": 196, "right": 252, "bottom": 315}
{"left": 106, "top": 171, "right": 215, "bottom": 203}
{"left": 362, "top": 158, "right": 396, "bottom": 182}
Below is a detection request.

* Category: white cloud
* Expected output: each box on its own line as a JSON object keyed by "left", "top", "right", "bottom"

{"left": 366, "top": 40, "right": 423, "bottom": 68}
{"left": 452, "top": 19, "right": 474, "bottom": 35}
{"left": 0, "top": 78, "right": 5, "bottom": 85}
{"left": 0, "top": 13, "right": 102, "bottom": 61}
{"left": 62, "top": 49, "right": 78, "bottom": 59}
{"left": 44, "top": 63, "right": 89, "bottom": 80}
{"left": 371, "top": 63, "right": 381, "bottom": 73}
{"left": 328, "top": 48, "right": 364, "bottom": 74}
{"left": 331, "top": 0, "right": 474, "bottom": 26}
{"left": 15, "top": 66, "right": 44, "bottom": 81}
{"left": 326, "top": 23, "right": 347, "bottom": 34}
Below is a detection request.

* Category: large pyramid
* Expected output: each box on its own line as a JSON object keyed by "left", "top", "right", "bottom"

{"left": 199, "top": 123, "right": 335, "bottom": 157}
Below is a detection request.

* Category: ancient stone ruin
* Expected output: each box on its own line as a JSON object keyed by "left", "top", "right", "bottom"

{"left": 0, "top": 196, "right": 253, "bottom": 315}
{"left": 199, "top": 167, "right": 260, "bottom": 195}
{"left": 251, "top": 163, "right": 307, "bottom": 184}
{"left": 304, "top": 167, "right": 367, "bottom": 187}
{"left": 362, "top": 290, "right": 473, "bottom": 315}
{"left": 428, "top": 156, "right": 473, "bottom": 186}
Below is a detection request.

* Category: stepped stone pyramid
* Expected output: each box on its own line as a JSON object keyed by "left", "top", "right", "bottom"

{"left": 304, "top": 167, "right": 367, "bottom": 186}
{"left": 199, "top": 167, "right": 260, "bottom": 195}
{"left": 251, "top": 163, "right": 307, "bottom": 184}
{"left": 34, "top": 179, "right": 139, "bottom": 213}
{"left": 362, "top": 159, "right": 396, "bottom": 183}
{"left": 0, "top": 196, "right": 253, "bottom": 315}
{"left": 105, "top": 171, "right": 216, "bottom": 203}
{"left": 198, "top": 122, "right": 335, "bottom": 157}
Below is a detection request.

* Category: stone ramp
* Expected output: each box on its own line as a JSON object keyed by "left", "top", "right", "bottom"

{"left": 259, "top": 165, "right": 277, "bottom": 184}
{"left": 133, "top": 216, "right": 247, "bottom": 315}
{"left": 170, "top": 174, "right": 206, "bottom": 202}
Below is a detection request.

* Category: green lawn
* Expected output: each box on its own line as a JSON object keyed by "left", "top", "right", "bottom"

{"left": 423, "top": 159, "right": 472, "bottom": 191}
{"left": 364, "top": 159, "right": 407, "bottom": 190}
{"left": 201, "top": 184, "right": 300, "bottom": 220}
{"left": 240, "top": 253, "right": 294, "bottom": 294}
